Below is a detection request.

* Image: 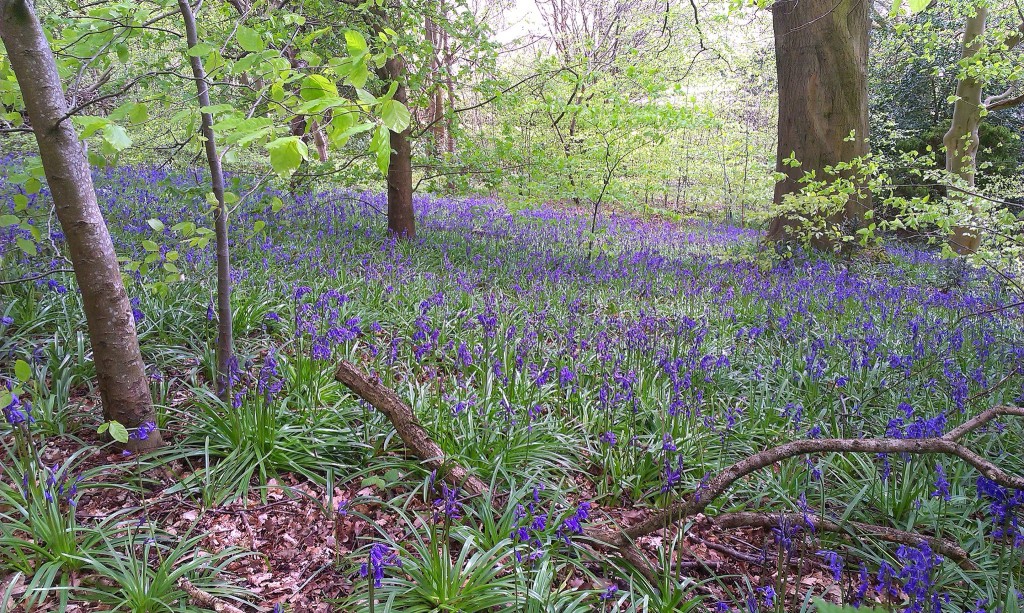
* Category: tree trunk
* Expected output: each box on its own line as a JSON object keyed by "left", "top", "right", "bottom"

{"left": 178, "top": 0, "right": 234, "bottom": 402}
{"left": 944, "top": 6, "right": 988, "bottom": 255}
{"left": 0, "top": 0, "right": 161, "bottom": 450}
{"left": 380, "top": 56, "right": 416, "bottom": 240}
{"left": 767, "top": 0, "right": 870, "bottom": 247}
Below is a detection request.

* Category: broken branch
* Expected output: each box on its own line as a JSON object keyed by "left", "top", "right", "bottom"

{"left": 334, "top": 360, "right": 490, "bottom": 498}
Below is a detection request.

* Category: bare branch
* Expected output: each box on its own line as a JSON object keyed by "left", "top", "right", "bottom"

{"left": 617, "top": 405, "right": 1024, "bottom": 542}
{"left": 0, "top": 269, "right": 75, "bottom": 286}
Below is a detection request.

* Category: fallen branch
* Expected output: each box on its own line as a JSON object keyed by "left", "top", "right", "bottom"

{"left": 619, "top": 405, "right": 1024, "bottom": 542}
{"left": 713, "top": 512, "right": 974, "bottom": 568}
{"left": 176, "top": 577, "right": 246, "bottom": 613}
{"left": 334, "top": 360, "right": 490, "bottom": 497}
{"left": 333, "top": 359, "right": 1022, "bottom": 580}
{"left": 690, "top": 535, "right": 765, "bottom": 565}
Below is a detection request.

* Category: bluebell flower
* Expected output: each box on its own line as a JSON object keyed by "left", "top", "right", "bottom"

{"left": 817, "top": 550, "right": 843, "bottom": 581}
{"left": 557, "top": 502, "right": 590, "bottom": 544}
{"left": 359, "top": 542, "right": 401, "bottom": 588}
{"left": 432, "top": 484, "right": 463, "bottom": 523}
{"left": 931, "top": 464, "right": 950, "bottom": 501}
{"left": 895, "top": 541, "right": 945, "bottom": 613}
{"left": 3, "top": 393, "right": 32, "bottom": 426}
{"left": 130, "top": 421, "right": 157, "bottom": 441}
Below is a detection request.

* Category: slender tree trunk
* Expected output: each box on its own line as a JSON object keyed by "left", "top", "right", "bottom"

{"left": 0, "top": 0, "right": 161, "bottom": 449}
{"left": 178, "top": 0, "right": 233, "bottom": 401}
{"left": 380, "top": 55, "right": 416, "bottom": 240}
{"left": 311, "top": 118, "right": 329, "bottom": 162}
{"left": 768, "top": 0, "right": 870, "bottom": 247}
{"left": 944, "top": 6, "right": 988, "bottom": 255}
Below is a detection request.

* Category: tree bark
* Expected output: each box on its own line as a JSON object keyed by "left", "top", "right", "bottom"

{"left": 0, "top": 0, "right": 161, "bottom": 450}
{"left": 380, "top": 55, "right": 416, "bottom": 240}
{"left": 178, "top": 0, "right": 234, "bottom": 401}
{"left": 767, "top": 0, "right": 870, "bottom": 247}
{"left": 944, "top": 6, "right": 988, "bottom": 255}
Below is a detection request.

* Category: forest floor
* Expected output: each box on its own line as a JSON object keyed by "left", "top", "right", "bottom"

{"left": 2, "top": 165, "right": 1023, "bottom": 612}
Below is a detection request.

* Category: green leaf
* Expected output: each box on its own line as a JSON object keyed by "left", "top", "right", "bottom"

{"left": 345, "top": 30, "right": 368, "bottom": 57}
{"left": 270, "top": 82, "right": 285, "bottom": 103}
{"left": 147, "top": 218, "right": 165, "bottom": 232}
{"left": 16, "top": 238, "right": 36, "bottom": 256}
{"left": 188, "top": 42, "right": 215, "bottom": 57}
{"left": 142, "top": 239, "right": 160, "bottom": 252}
{"left": 379, "top": 99, "right": 411, "bottom": 133}
{"left": 75, "top": 115, "right": 109, "bottom": 138}
{"left": 236, "top": 26, "right": 265, "bottom": 53}
{"left": 812, "top": 599, "right": 885, "bottom": 613}
{"left": 300, "top": 74, "right": 339, "bottom": 101}
{"left": 349, "top": 60, "right": 369, "bottom": 89}
{"left": 266, "top": 136, "right": 309, "bottom": 176}
{"left": 199, "top": 104, "right": 234, "bottom": 115}
{"left": 14, "top": 359, "right": 31, "bottom": 382}
{"left": 172, "top": 221, "right": 196, "bottom": 236}
{"left": 906, "top": 0, "right": 929, "bottom": 13}
{"left": 13, "top": 194, "right": 27, "bottom": 210}
{"left": 97, "top": 422, "right": 109, "bottom": 434}
{"left": 0, "top": 214, "right": 18, "bottom": 227}
{"left": 371, "top": 124, "right": 391, "bottom": 176}
{"left": 128, "top": 103, "right": 148, "bottom": 124}
{"left": 253, "top": 220, "right": 266, "bottom": 233}
{"left": 108, "top": 421, "right": 130, "bottom": 444}
{"left": 103, "top": 124, "right": 132, "bottom": 151}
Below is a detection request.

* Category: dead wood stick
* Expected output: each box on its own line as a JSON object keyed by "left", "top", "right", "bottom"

{"left": 335, "top": 360, "right": 490, "bottom": 497}
{"left": 177, "top": 577, "right": 247, "bottom": 613}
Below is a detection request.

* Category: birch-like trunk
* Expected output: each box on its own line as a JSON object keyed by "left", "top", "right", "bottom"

{"left": 0, "top": 0, "right": 161, "bottom": 449}
{"left": 944, "top": 6, "right": 988, "bottom": 255}
{"left": 177, "top": 0, "right": 234, "bottom": 400}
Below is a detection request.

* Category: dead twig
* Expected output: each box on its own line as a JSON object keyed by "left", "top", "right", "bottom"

{"left": 176, "top": 577, "right": 246, "bottom": 613}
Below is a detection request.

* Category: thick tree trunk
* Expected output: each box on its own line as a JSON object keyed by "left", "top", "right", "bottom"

{"left": 768, "top": 0, "right": 870, "bottom": 247}
{"left": 0, "top": 0, "right": 161, "bottom": 449}
{"left": 944, "top": 7, "right": 988, "bottom": 255}
{"left": 178, "top": 0, "right": 234, "bottom": 401}
{"left": 380, "top": 56, "right": 416, "bottom": 240}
